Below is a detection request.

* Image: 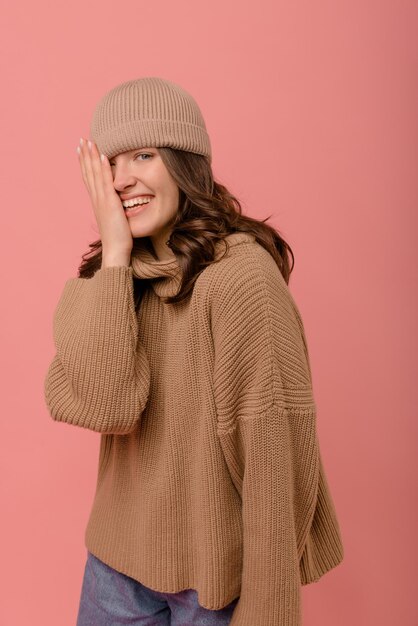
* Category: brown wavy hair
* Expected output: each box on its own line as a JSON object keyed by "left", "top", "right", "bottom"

{"left": 77, "top": 147, "right": 295, "bottom": 308}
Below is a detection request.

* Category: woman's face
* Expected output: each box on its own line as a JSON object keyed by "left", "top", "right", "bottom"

{"left": 109, "top": 147, "right": 179, "bottom": 257}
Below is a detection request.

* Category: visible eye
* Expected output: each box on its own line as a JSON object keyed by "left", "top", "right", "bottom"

{"left": 109, "top": 152, "right": 152, "bottom": 167}
{"left": 134, "top": 153, "right": 152, "bottom": 161}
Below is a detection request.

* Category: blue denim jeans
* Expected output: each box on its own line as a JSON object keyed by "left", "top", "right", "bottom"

{"left": 76, "top": 551, "right": 239, "bottom": 625}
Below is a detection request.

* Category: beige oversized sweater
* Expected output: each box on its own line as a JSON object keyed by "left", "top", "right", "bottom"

{"left": 44, "top": 231, "right": 344, "bottom": 625}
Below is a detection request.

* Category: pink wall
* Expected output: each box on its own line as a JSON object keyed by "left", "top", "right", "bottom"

{"left": 1, "top": 0, "right": 417, "bottom": 624}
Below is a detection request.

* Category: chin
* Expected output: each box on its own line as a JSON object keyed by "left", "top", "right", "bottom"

{"left": 129, "top": 222, "right": 160, "bottom": 240}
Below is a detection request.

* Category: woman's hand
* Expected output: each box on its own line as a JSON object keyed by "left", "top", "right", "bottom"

{"left": 77, "top": 137, "right": 133, "bottom": 264}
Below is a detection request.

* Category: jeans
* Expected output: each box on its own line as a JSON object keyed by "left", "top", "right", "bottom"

{"left": 76, "top": 551, "right": 239, "bottom": 625}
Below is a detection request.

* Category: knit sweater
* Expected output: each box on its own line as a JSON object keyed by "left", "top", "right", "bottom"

{"left": 44, "top": 231, "right": 344, "bottom": 625}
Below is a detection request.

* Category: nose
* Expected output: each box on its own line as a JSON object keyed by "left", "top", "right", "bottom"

{"left": 112, "top": 165, "right": 138, "bottom": 194}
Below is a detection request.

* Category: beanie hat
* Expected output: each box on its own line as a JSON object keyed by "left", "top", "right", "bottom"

{"left": 90, "top": 76, "right": 212, "bottom": 163}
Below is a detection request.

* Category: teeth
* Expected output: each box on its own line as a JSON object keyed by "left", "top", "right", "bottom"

{"left": 123, "top": 197, "right": 153, "bottom": 208}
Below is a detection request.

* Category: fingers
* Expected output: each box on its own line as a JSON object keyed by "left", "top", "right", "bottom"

{"left": 77, "top": 138, "right": 114, "bottom": 206}
{"left": 99, "top": 151, "right": 115, "bottom": 195}
{"left": 77, "top": 138, "right": 97, "bottom": 206}
{"left": 77, "top": 139, "right": 89, "bottom": 191}
{"left": 76, "top": 138, "right": 132, "bottom": 253}
{"left": 89, "top": 141, "right": 103, "bottom": 202}
{"left": 77, "top": 139, "right": 115, "bottom": 209}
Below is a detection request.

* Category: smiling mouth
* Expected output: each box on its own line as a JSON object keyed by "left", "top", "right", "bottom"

{"left": 124, "top": 197, "right": 153, "bottom": 215}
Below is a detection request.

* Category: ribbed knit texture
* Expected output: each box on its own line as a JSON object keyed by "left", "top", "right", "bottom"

{"left": 90, "top": 76, "right": 212, "bottom": 162}
{"left": 44, "top": 232, "right": 344, "bottom": 625}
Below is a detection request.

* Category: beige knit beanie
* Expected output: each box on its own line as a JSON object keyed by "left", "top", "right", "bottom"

{"left": 90, "top": 76, "right": 212, "bottom": 163}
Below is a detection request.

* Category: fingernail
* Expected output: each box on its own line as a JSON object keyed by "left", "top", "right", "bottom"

{"left": 77, "top": 146, "right": 81, "bottom": 154}
{"left": 88, "top": 140, "right": 92, "bottom": 150}
{"left": 79, "top": 137, "right": 83, "bottom": 145}
{"left": 100, "top": 153, "right": 105, "bottom": 162}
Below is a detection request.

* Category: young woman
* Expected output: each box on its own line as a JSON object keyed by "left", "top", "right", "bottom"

{"left": 44, "top": 76, "right": 344, "bottom": 625}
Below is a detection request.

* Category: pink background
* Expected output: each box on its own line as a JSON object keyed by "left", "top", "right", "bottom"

{"left": 1, "top": 0, "right": 417, "bottom": 624}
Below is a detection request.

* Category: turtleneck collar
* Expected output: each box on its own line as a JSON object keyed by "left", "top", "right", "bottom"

{"left": 131, "top": 231, "right": 256, "bottom": 298}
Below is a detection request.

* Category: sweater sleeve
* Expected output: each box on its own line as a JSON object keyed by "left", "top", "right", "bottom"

{"left": 43, "top": 265, "right": 151, "bottom": 434}
{"left": 211, "top": 248, "right": 320, "bottom": 626}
